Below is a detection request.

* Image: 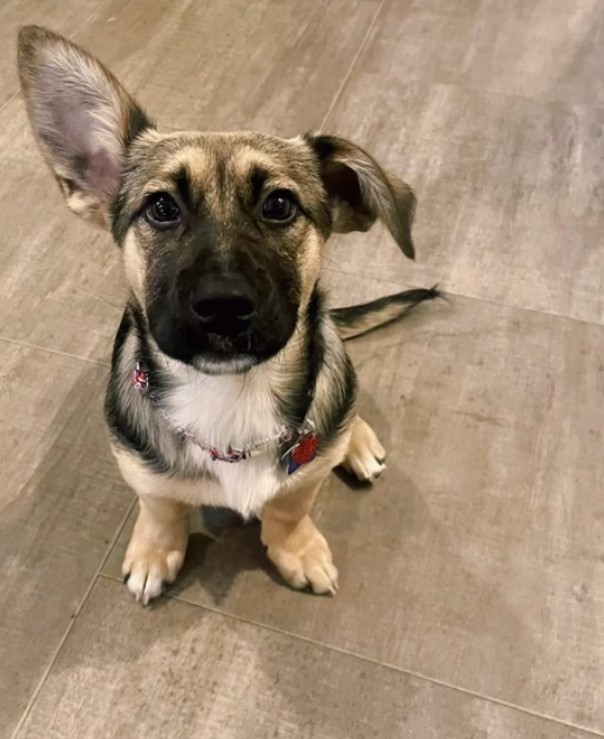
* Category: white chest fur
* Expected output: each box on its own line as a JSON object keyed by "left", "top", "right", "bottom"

{"left": 160, "top": 361, "right": 289, "bottom": 517}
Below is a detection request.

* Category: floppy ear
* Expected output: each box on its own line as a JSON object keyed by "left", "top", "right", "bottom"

{"left": 17, "top": 25, "right": 152, "bottom": 228}
{"left": 307, "top": 134, "right": 416, "bottom": 259}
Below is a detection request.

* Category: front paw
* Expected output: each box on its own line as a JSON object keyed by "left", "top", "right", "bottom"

{"left": 267, "top": 524, "right": 338, "bottom": 596}
{"left": 342, "top": 417, "right": 386, "bottom": 482}
{"left": 122, "top": 545, "right": 186, "bottom": 605}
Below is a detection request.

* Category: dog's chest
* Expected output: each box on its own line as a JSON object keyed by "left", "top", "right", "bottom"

{"left": 161, "top": 368, "right": 288, "bottom": 516}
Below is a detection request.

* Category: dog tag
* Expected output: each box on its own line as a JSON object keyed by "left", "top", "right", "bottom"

{"left": 286, "top": 429, "right": 320, "bottom": 474}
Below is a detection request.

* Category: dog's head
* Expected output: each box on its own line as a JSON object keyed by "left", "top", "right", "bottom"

{"left": 18, "top": 26, "right": 416, "bottom": 373}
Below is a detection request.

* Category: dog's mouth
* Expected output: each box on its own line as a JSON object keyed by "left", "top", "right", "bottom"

{"left": 147, "top": 308, "right": 296, "bottom": 372}
{"left": 191, "top": 331, "right": 259, "bottom": 374}
{"left": 205, "top": 332, "right": 251, "bottom": 355}
{"left": 191, "top": 351, "right": 259, "bottom": 375}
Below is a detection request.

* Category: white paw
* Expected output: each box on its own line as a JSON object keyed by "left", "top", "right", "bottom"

{"left": 344, "top": 451, "right": 386, "bottom": 482}
{"left": 268, "top": 531, "right": 338, "bottom": 596}
{"left": 122, "top": 547, "right": 185, "bottom": 605}
{"left": 343, "top": 417, "right": 387, "bottom": 482}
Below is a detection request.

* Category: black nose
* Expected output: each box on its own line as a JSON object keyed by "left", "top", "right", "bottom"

{"left": 190, "top": 276, "right": 256, "bottom": 337}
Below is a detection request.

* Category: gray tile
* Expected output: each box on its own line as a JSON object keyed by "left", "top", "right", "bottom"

{"left": 16, "top": 577, "right": 595, "bottom": 739}
{"left": 361, "top": 0, "right": 604, "bottom": 107}
{"left": 320, "top": 82, "right": 604, "bottom": 323}
{"left": 105, "top": 293, "right": 604, "bottom": 733}
{"left": 0, "top": 155, "right": 126, "bottom": 361}
{"left": 0, "top": 341, "right": 133, "bottom": 737}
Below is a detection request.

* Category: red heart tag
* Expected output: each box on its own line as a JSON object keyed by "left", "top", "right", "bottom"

{"left": 287, "top": 432, "right": 320, "bottom": 473}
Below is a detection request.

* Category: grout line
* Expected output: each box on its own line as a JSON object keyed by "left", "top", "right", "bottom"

{"left": 100, "top": 569, "right": 604, "bottom": 738}
{"left": 0, "top": 335, "right": 110, "bottom": 367}
{"left": 1, "top": 3, "right": 118, "bottom": 376}
{"left": 10, "top": 498, "right": 136, "bottom": 739}
{"left": 434, "top": 286, "right": 604, "bottom": 329}
{"left": 1, "top": 8, "right": 120, "bottom": 375}
{"left": 0, "top": 89, "right": 19, "bottom": 118}
{"left": 320, "top": 265, "right": 604, "bottom": 330}
{"left": 312, "top": 0, "right": 604, "bottom": 134}
{"left": 319, "top": 0, "right": 386, "bottom": 132}
{"left": 436, "top": 286, "right": 604, "bottom": 330}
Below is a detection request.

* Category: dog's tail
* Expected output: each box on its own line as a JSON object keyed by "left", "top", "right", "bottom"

{"left": 331, "top": 285, "right": 440, "bottom": 341}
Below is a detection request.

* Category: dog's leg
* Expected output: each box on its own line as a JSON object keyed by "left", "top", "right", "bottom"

{"left": 261, "top": 478, "right": 338, "bottom": 595}
{"left": 342, "top": 415, "right": 387, "bottom": 482}
{"left": 122, "top": 495, "right": 190, "bottom": 605}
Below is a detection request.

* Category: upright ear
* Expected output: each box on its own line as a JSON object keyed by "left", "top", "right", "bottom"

{"left": 306, "top": 134, "right": 416, "bottom": 259}
{"left": 17, "top": 26, "right": 152, "bottom": 227}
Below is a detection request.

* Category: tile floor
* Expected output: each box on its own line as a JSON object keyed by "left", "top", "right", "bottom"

{"left": 1, "top": 1, "right": 604, "bottom": 737}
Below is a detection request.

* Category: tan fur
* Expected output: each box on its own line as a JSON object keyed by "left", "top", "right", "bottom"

{"left": 231, "top": 147, "right": 277, "bottom": 180}
{"left": 122, "top": 495, "right": 189, "bottom": 605}
{"left": 162, "top": 146, "right": 211, "bottom": 193}
{"left": 261, "top": 478, "right": 337, "bottom": 594}
{"left": 122, "top": 232, "right": 147, "bottom": 307}
{"left": 59, "top": 187, "right": 109, "bottom": 228}
{"left": 342, "top": 416, "right": 387, "bottom": 481}
{"left": 296, "top": 229, "right": 323, "bottom": 311}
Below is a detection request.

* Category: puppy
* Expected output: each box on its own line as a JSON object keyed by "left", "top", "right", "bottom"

{"left": 17, "top": 26, "right": 438, "bottom": 604}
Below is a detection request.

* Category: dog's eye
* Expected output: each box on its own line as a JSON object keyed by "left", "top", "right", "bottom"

{"left": 262, "top": 190, "right": 298, "bottom": 223}
{"left": 145, "top": 193, "right": 181, "bottom": 228}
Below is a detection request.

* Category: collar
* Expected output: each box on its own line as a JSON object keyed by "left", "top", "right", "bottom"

{"left": 132, "top": 363, "right": 320, "bottom": 474}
